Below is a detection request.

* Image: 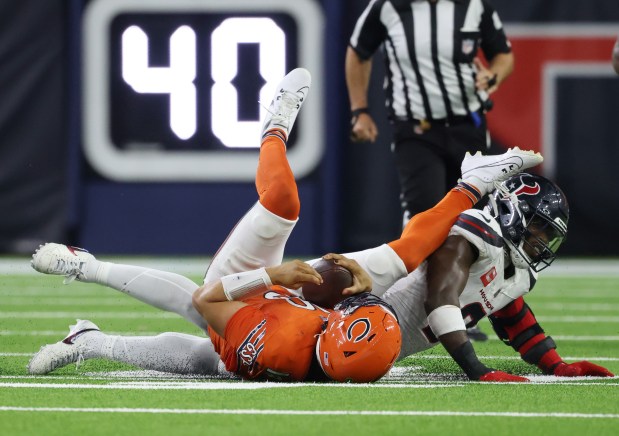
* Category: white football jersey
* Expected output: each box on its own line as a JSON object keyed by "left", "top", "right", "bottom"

{"left": 381, "top": 209, "right": 538, "bottom": 359}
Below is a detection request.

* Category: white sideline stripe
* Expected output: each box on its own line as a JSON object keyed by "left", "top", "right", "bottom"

{"left": 3, "top": 331, "right": 619, "bottom": 341}
{"left": 487, "top": 335, "right": 619, "bottom": 342}
{"left": 10, "top": 299, "right": 617, "bottom": 310}
{"left": 533, "top": 303, "right": 619, "bottom": 312}
{"left": 536, "top": 316, "right": 619, "bottom": 323}
{"left": 0, "top": 312, "right": 176, "bottom": 319}
{"left": 2, "top": 257, "right": 618, "bottom": 276}
{"left": 3, "top": 312, "right": 619, "bottom": 322}
{"left": 3, "top": 352, "right": 619, "bottom": 361}
{"left": 0, "top": 406, "right": 617, "bottom": 418}
{"left": 0, "top": 378, "right": 616, "bottom": 387}
{"left": 0, "top": 331, "right": 165, "bottom": 337}
{"left": 0, "top": 382, "right": 458, "bottom": 390}
{"left": 403, "top": 355, "right": 619, "bottom": 362}
{"left": 3, "top": 299, "right": 131, "bottom": 307}
{"left": 2, "top": 376, "right": 616, "bottom": 387}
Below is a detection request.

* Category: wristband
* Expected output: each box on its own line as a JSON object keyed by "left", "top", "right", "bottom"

{"left": 427, "top": 305, "right": 466, "bottom": 337}
{"left": 487, "top": 73, "right": 498, "bottom": 88}
{"left": 351, "top": 107, "right": 370, "bottom": 126}
{"left": 221, "top": 268, "right": 273, "bottom": 301}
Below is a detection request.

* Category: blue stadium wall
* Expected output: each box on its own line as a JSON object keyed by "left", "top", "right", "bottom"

{"left": 0, "top": 0, "right": 617, "bottom": 256}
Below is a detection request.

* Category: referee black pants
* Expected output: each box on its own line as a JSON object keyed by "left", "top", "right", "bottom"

{"left": 391, "top": 117, "right": 488, "bottom": 226}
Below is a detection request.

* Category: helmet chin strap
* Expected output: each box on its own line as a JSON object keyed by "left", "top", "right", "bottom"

{"left": 506, "top": 240, "right": 530, "bottom": 269}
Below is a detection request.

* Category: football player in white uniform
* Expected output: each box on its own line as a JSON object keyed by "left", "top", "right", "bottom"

{"left": 380, "top": 173, "right": 613, "bottom": 381}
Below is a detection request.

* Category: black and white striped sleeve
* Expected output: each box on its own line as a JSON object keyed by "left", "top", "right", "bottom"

{"left": 349, "top": 0, "right": 388, "bottom": 60}
{"left": 479, "top": 0, "right": 512, "bottom": 60}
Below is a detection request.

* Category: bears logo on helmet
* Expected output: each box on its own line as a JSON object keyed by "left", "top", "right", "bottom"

{"left": 316, "top": 293, "right": 401, "bottom": 383}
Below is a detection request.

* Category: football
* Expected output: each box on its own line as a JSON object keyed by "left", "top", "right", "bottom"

{"left": 302, "top": 258, "right": 353, "bottom": 309}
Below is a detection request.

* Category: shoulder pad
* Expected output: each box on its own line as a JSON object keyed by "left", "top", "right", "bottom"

{"left": 449, "top": 209, "right": 504, "bottom": 254}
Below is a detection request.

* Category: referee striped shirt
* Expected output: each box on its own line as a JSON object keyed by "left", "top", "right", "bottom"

{"left": 350, "top": 0, "right": 511, "bottom": 122}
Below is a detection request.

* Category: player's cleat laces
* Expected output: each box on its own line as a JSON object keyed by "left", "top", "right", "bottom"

{"left": 260, "top": 68, "right": 311, "bottom": 138}
{"left": 27, "top": 319, "right": 100, "bottom": 375}
{"left": 31, "top": 243, "right": 94, "bottom": 284}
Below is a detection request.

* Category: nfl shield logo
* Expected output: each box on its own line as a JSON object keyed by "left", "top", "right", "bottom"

{"left": 462, "top": 38, "right": 475, "bottom": 55}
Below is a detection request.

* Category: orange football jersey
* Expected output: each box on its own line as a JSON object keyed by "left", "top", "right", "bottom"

{"left": 208, "top": 286, "right": 331, "bottom": 381}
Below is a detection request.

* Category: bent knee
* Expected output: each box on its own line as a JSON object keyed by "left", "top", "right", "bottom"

{"left": 260, "top": 183, "right": 300, "bottom": 220}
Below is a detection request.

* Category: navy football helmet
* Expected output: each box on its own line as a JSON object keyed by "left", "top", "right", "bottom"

{"left": 487, "top": 173, "right": 569, "bottom": 272}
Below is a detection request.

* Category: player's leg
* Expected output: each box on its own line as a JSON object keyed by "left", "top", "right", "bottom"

{"left": 338, "top": 148, "right": 543, "bottom": 296}
{"left": 388, "top": 148, "right": 544, "bottom": 272}
{"left": 204, "top": 68, "right": 312, "bottom": 283}
{"left": 31, "top": 244, "right": 208, "bottom": 329}
{"left": 28, "top": 320, "right": 229, "bottom": 376}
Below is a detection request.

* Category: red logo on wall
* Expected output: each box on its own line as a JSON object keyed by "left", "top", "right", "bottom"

{"left": 486, "top": 26, "right": 616, "bottom": 173}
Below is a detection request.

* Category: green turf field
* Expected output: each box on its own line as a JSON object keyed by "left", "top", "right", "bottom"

{"left": 1, "top": 258, "right": 618, "bottom": 435}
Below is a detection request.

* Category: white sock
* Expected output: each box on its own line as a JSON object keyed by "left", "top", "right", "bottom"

{"left": 81, "top": 262, "right": 206, "bottom": 330}
{"left": 76, "top": 331, "right": 227, "bottom": 376}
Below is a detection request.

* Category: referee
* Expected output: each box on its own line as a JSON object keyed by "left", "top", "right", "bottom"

{"left": 346, "top": 0, "right": 514, "bottom": 341}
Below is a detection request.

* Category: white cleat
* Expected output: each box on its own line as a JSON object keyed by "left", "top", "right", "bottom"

{"left": 27, "top": 319, "right": 100, "bottom": 375}
{"left": 261, "top": 67, "right": 311, "bottom": 138}
{"left": 460, "top": 147, "right": 543, "bottom": 196}
{"left": 31, "top": 243, "right": 95, "bottom": 284}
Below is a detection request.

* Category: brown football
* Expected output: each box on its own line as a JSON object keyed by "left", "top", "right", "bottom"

{"left": 302, "top": 258, "right": 353, "bottom": 309}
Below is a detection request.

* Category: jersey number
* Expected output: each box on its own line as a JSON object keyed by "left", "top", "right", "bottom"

{"left": 264, "top": 291, "right": 329, "bottom": 313}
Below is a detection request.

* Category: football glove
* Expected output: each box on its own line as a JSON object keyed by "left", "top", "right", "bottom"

{"left": 552, "top": 361, "right": 614, "bottom": 377}
{"left": 478, "top": 370, "right": 530, "bottom": 382}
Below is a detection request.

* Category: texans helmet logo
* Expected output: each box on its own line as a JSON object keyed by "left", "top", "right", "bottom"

{"left": 513, "top": 181, "right": 541, "bottom": 196}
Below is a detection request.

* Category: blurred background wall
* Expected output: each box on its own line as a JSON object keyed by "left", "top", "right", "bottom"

{"left": 0, "top": 0, "right": 617, "bottom": 257}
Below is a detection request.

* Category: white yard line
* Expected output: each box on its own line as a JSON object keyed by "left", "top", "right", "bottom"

{"left": 401, "top": 355, "right": 619, "bottom": 362}
{"left": 0, "top": 330, "right": 600, "bottom": 340}
{"left": 530, "top": 303, "right": 619, "bottom": 312}
{"left": 2, "top": 312, "right": 619, "bottom": 321}
{"left": 0, "top": 381, "right": 458, "bottom": 390}
{"left": 0, "top": 258, "right": 209, "bottom": 276}
{"left": 2, "top": 299, "right": 131, "bottom": 306}
{"left": 4, "top": 352, "right": 619, "bottom": 361}
{"left": 0, "top": 406, "right": 617, "bottom": 419}
{"left": 0, "top": 312, "right": 177, "bottom": 319}
{"left": 535, "top": 316, "right": 619, "bottom": 323}
{"left": 1, "top": 258, "right": 619, "bottom": 276}
{"left": 0, "top": 331, "right": 168, "bottom": 337}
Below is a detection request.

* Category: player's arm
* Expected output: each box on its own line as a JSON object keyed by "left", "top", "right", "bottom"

{"left": 474, "top": 52, "right": 514, "bottom": 94}
{"left": 489, "top": 297, "right": 614, "bottom": 377}
{"left": 425, "top": 236, "right": 527, "bottom": 382}
{"left": 346, "top": 46, "right": 377, "bottom": 143}
{"left": 193, "top": 261, "right": 322, "bottom": 337}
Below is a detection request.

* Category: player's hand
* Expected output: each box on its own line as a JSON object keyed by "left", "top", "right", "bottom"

{"left": 478, "top": 370, "right": 530, "bottom": 382}
{"left": 350, "top": 113, "right": 378, "bottom": 143}
{"left": 322, "top": 253, "right": 372, "bottom": 296}
{"left": 266, "top": 260, "right": 322, "bottom": 290}
{"left": 553, "top": 361, "right": 614, "bottom": 377}
{"left": 473, "top": 58, "right": 499, "bottom": 94}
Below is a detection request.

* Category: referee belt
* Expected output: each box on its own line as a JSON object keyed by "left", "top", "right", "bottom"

{"left": 395, "top": 112, "right": 483, "bottom": 131}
